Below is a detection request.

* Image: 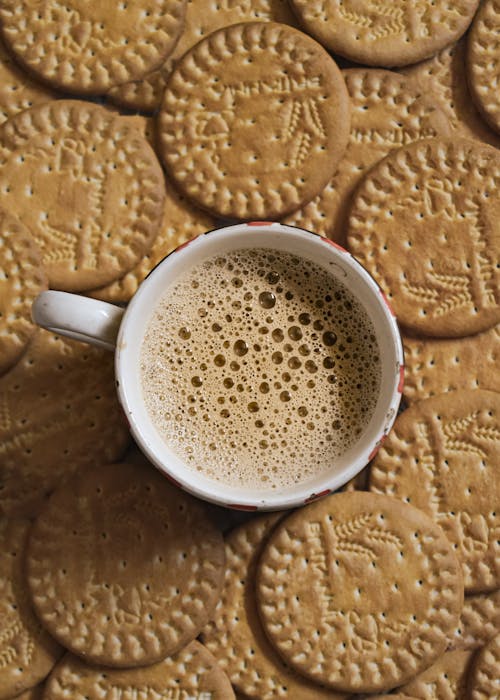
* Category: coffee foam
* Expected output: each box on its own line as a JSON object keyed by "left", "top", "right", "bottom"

{"left": 140, "top": 249, "right": 381, "bottom": 491}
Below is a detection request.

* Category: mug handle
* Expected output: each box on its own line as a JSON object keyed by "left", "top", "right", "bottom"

{"left": 32, "top": 291, "right": 125, "bottom": 351}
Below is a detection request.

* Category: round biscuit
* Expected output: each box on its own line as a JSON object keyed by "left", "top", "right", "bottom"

{"left": 346, "top": 137, "right": 500, "bottom": 337}
{"left": 256, "top": 492, "right": 464, "bottom": 694}
{"left": 289, "top": 0, "right": 480, "bottom": 67}
{"left": 0, "top": 329, "right": 130, "bottom": 519}
{"left": 468, "top": 633, "right": 500, "bottom": 699}
{"left": 283, "top": 68, "right": 451, "bottom": 243}
{"left": 0, "top": 0, "right": 187, "bottom": 95}
{"left": 0, "top": 519, "right": 62, "bottom": 700}
{"left": 88, "top": 184, "right": 215, "bottom": 303}
{"left": 158, "top": 21, "right": 351, "bottom": 220}
{"left": 448, "top": 589, "right": 500, "bottom": 651}
{"left": 0, "top": 210, "right": 47, "bottom": 375}
{"left": 403, "top": 324, "right": 500, "bottom": 405}
{"left": 107, "top": 0, "right": 298, "bottom": 113}
{"left": 404, "top": 38, "right": 500, "bottom": 149}
{"left": 467, "top": 0, "right": 500, "bottom": 135}
{"left": 26, "top": 462, "right": 225, "bottom": 667}
{"left": 370, "top": 389, "right": 500, "bottom": 593}
{"left": 42, "top": 643, "right": 235, "bottom": 699}
{"left": 202, "top": 513, "right": 347, "bottom": 699}
{"left": 0, "top": 100, "right": 166, "bottom": 292}
{"left": 397, "top": 649, "right": 474, "bottom": 698}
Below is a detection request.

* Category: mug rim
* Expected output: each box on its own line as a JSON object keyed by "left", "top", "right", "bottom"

{"left": 115, "top": 222, "right": 404, "bottom": 510}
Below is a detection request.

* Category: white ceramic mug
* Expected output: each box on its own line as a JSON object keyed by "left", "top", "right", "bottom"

{"left": 32, "top": 222, "right": 404, "bottom": 510}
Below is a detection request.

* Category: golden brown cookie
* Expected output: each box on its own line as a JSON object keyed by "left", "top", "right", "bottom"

{"left": 347, "top": 138, "right": 500, "bottom": 337}
{"left": 0, "top": 210, "right": 47, "bottom": 376}
{"left": 0, "top": 329, "right": 130, "bottom": 519}
{"left": 397, "top": 649, "right": 474, "bottom": 699}
{"left": 108, "top": 0, "right": 297, "bottom": 113}
{"left": 257, "top": 492, "right": 464, "bottom": 694}
{"left": 370, "top": 390, "right": 500, "bottom": 593}
{"left": 0, "top": 39, "right": 55, "bottom": 126}
{"left": 42, "top": 643, "right": 235, "bottom": 699}
{"left": 0, "top": 100, "right": 166, "bottom": 292}
{"left": 404, "top": 38, "right": 500, "bottom": 149}
{"left": 283, "top": 68, "right": 450, "bottom": 243}
{"left": 288, "top": 0, "right": 480, "bottom": 67}
{"left": 448, "top": 589, "right": 500, "bottom": 651}
{"left": 0, "top": 0, "right": 187, "bottom": 95}
{"left": 0, "top": 519, "right": 62, "bottom": 700}
{"left": 468, "top": 633, "right": 500, "bottom": 699}
{"left": 202, "top": 513, "right": 346, "bottom": 699}
{"left": 467, "top": 0, "right": 500, "bottom": 135}
{"left": 27, "top": 462, "right": 225, "bottom": 667}
{"left": 403, "top": 324, "right": 500, "bottom": 405}
{"left": 158, "top": 21, "right": 351, "bottom": 220}
{"left": 89, "top": 185, "right": 215, "bottom": 303}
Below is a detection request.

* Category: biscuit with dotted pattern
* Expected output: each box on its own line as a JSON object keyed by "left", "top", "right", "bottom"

{"left": 0, "top": 100, "right": 166, "bottom": 292}
{"left": 202, "top": 513, "right": 347, "bottom": 699}
{"left": 41, "top": 643, "right": 235, "bottom": 699}
{"left": 397, "top": 649, "right": 474, "bottom": 699}
{"left": 468, "top": 633, "right": 500, "bottom": 699}
{"left": 0, "top": 329, "right": 130, "bottom": 519}
{"left": 370, "top": 390, "right": 500, "bottom": 593}
{"left": 107, "top": 0, "right": 297, "bottom": 113}
{"left": 256, "top": 492, "right": 464, "bottom": 694}
{"left": 467, "top": 0, "right": 500, "bottom": 135}
{"left": 26, "top": 462, "right": 225, "bottom": 667}
{"left": 284, "top": 68, "right": 450, "bottom": 243}
{"left": 158, "top": 21, "right": 350, "bottom": 220}
{"left": 0, "top": 519, "right": 62, "bottom": 700}
{"left": 403, "top": 325, "right": 500, "bottom": 405}
{"left": 346, "top": 138, "right": 500, "bottom": 337}
{"left": 288, "top": 0, "right": 480, "bottom": 68}
{"left": 0, "top": 210, "right": 47, "bottom": 376}
{"left": 448, "top": 589, "right": 500, "bottom": 651}
{"left": 0, "top": 0, "right": 187, "bottom": 95}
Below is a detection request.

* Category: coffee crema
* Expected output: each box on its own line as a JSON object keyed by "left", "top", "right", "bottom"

{"left": 140, "top": 249, "right": 381, "bottom": 490}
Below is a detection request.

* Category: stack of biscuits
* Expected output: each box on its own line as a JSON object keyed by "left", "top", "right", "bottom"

{"left": 0, "top": 1, "right": 499, "bottom": 698}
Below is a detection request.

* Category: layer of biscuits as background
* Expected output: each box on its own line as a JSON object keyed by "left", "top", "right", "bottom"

{"left": 0, "top": 1, "right": 499, "bottom": 699}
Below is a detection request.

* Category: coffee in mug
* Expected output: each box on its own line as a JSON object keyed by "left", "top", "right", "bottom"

{"left": 32, "top": 223, "right": 403, "bottom": 510}
{"left": 140, "top": 248, "right": 381, "bottom": 491}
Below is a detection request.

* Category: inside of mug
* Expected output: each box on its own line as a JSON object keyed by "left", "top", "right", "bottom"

{"left": 117, "top": 223, "right": 403, "bottom": 509}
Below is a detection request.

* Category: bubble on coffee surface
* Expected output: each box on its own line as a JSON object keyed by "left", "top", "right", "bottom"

{"left": 140, "top": 249, "right": 381, "bottom": 490}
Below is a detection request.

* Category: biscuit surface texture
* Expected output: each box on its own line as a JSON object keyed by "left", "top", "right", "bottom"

{"left": 448, "top": 589, "right": 500, "bottom": 650}
{"left": 27, "top": 462, "right": 225, "bottom": 667}
{"left": 0, "top": 211, "right": 47, "bottom": 375}
{"left": 0, "top": 329, "right": 130, "bottom": 518}
{"left": 403, "top": 324, "right": 500, "bottom": 404}
{"left": 42, "top": 643, "right": 235, "bottom": 699}
{"left": 0, "top": 519, "right": 62, "bottom": 700}
{"left": 108, "top": 0, "right": 297, "bottom": 112}
{"left": 256, "top": 492, "right": 464, "bottom": 693}
{"left": 284, "top": 68, "right": 450, "bottom": 242}
{"left": 468, "top": 633, "right": 500, "bottom": 699}
{"left": 468, "top": 0, "right": 500, "bottom": 134}
{"left": 0, "top": 100, "right": 165, "bottom": 292}
{"left": 370, "top": 390, "right": 500, "bottom": 593}
{"left": 347, "top": 137, "right": 500, "bottom": 337}
{"left": 0, "top": 0, "right": 187, "bottom": 94}
{"left": 89, "top": 186, "right": 215, "bottom": 303}
{"left": 397, "top": 649, "right": 474, "bottom": 699}
{"left": 202, "top": 513, "right": 346, "bottom": 699}
{"left": 405, "top": 38, "right": 500, "bottom": 149}
{"left": 158, "top": 21, "right": 350, "bottom": 220}
{"left": 288, "top": 0, "right": 480, "bottom": 67}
